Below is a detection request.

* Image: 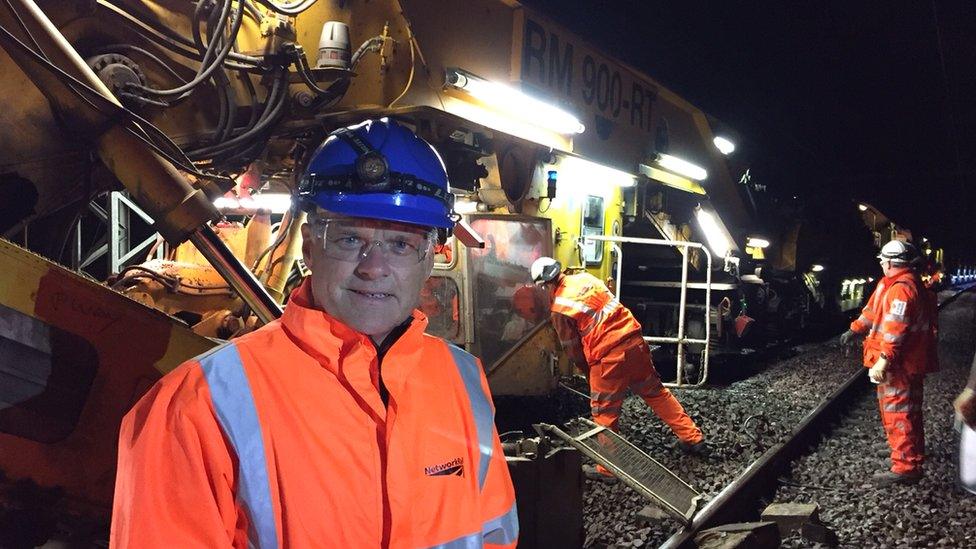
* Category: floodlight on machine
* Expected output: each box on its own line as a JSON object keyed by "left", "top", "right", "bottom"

{"left": 445, "top": 68, "right": 585, "bottom": 135}
{"left": 655, "top": 153, "right": 708, "bottom": 181}
{"left": 746, "top": 236, "right": 770, "bottom": 249}
{"left": 559, "top": 155, "right": 636, "bottom": 188}
{"left": 858, "top": 204, "right": 868, "bottom": 211}
{"left": 811, "top": 264, "right": 825, "bottom": 272}
{"left": 694, "top": 207, "right": 730, "bottom": 258}
{"left": 713, "top": 136, "right": 735, "bottom": 155}
{"left": 214, "top": 193, "right": 293, "bottom": 214}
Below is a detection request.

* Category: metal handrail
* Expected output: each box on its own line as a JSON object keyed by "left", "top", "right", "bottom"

{"left": 583, "top": 235, "right": 713, "bottom": 387}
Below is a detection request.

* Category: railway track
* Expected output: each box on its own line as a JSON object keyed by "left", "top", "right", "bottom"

{"left": 654, "top": 284, "right": 976, "bottom": 548}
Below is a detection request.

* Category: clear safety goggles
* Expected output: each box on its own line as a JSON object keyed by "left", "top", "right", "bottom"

{"left": 311, "top": 218, "right": 435, "bottom": 267}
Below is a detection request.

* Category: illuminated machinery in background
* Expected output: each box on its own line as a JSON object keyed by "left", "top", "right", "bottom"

{"left": 0, "top": 0, "right": 838, "bottom": 544}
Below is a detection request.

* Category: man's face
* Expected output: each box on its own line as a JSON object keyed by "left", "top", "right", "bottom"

{"left": 880, "top": 259, "right": 906, "bottom": 278}
{"left": 301, "top": 211, "right": 435, "bottom": 344}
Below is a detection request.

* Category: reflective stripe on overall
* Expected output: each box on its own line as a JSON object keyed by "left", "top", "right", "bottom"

{"left": 200, "top": 343, "right": 517, "bottom": 548}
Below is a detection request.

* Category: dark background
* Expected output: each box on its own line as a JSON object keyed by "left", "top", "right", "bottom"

{"left": 520, "top": 1, "right": 976, "bottom": 264}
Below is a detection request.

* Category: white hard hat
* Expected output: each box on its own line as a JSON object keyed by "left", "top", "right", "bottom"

{"left": 878, "top": 240, "right": 917, "bottom": 264}
{"left": 530, "top": 257, "right": 562, "bottom": 285}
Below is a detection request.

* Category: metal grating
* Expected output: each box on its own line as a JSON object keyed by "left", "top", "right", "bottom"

{"left": 540, "top": 419, "right": 702, "bottom": 524}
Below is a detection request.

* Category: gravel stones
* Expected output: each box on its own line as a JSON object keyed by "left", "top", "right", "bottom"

{"left": 579, "top": 291, "right": 976, "bottom": 548}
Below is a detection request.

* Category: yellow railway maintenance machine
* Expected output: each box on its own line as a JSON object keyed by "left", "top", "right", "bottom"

{"left": 0, "top": 1, "right": 746, "bottom": 545}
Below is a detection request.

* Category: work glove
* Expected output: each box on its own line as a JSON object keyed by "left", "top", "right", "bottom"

{"left": 868, "top": 356, "right": 889, "bottom": 384}
{"left": 955, "top": 388, "right": 976, "bottom": 429}
{"left": 839, "top": 330, "right": 856, "bottom": 347}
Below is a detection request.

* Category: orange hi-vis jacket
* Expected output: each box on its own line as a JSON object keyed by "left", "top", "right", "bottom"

{"left": 550, "top": 272, "right": 643, "bottom": 365}
{"left": 111, "top": 281, "right": 518, "bottom": 549}
{"left": 850, "top": 269, "right": 938, "bottom": 375}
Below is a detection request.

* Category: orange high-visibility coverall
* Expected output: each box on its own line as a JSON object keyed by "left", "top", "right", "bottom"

{"left": 111, "top": 281, "right": 517, "bottom": 549}
{"left": 851, "top": 269, "right": 939, "bottom": 474}
{"left": 550, "top": 272, "right": 702, "bottom": 443}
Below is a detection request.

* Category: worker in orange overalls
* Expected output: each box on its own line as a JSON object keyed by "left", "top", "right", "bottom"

{"left": 111, "top": 119, "right": 517, "bottom": 548}
{"left": 840, "top": 239, "right": 938, "bottom": 487}
{"left": 530, "top": 257, "right": 706, "bottom": 478}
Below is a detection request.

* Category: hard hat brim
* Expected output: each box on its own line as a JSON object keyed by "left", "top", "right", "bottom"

{"left": 310, "top": 192, "right": 454, "bottom": 229}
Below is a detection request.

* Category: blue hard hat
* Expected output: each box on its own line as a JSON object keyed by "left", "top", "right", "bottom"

{"left": 298, "top": 118, "right": 457, "bottom": 229}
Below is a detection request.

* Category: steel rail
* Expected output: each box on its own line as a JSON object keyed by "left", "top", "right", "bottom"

{"left": 661, "top": 284, "right": 971, "bottom": 547}
{"left": 659, "top": 364, "right": 868, "bottom": 548}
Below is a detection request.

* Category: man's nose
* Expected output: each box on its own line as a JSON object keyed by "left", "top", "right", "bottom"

{"left": 355, "top": 241, "right": 391, "bottom": 277}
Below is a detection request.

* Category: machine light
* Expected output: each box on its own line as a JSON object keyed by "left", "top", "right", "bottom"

{"left": 695, "top": 207, "right": 730, "bottom": 257}
{"left": 559, "top": 156, "right": 636, "bottom": 188}
{"left": 713, "top": 136, "right": 735, "bottom": 155}
{"left": 811, "top": 264, "right": 825, "bottom": 272}
{"left": 453, "top": 199, "right": 480, "bottom": 215}
{"left": 858, "top": 204, "right": 868, "bottom": 212}
{"left": 656, "top": 153, "right": 708, "bottom": 181}
{"left": 214, "top": 193, "right": 293, "bottom": 214}
{"left": 746, "top": 237, "right": 770, "bottom": 249}
{"left": 868, "top": 277, "right": 875, "bottom": 282}
{"left": 446, "top": 68, "right": 585, "bottom": 135}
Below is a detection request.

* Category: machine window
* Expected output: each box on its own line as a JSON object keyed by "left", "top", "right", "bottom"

{"left": 582, "top": 195, "right": 605, "bottom": 264}
{"left": 467, "top": 217, "right": 551, "bottom": 368}
{"left": 420, "top": 276, "right": 461, "bottom": 340}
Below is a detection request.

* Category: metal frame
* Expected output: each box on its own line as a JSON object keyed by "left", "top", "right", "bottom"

{"left": 583, "top": 234, "right": 713, "bottom": 387}
{"left": 73, "top": 191, "right": 165, "bottom": 274}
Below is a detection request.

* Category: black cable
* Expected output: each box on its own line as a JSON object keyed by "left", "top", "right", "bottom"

{"left": 187, "top": 67, "right": 288, "bottom": 157}
{"left": 350, "top": 36, "right": 384, "bottom": 68}
{"left": 133, "top": 0, "right": 243, "bottom": 97}
{"left": 239, "top": 70, "right": 260, "bottom": 129}
{"left": 98, "top": 0, "right": 262, "bottom": 65}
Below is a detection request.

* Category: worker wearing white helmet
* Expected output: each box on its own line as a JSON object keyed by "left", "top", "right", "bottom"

{"left": 531, "top": 257, "right": 706, "bottom": 480}
{"left": 839, "top": 239, "right": 939, "bottom": 486}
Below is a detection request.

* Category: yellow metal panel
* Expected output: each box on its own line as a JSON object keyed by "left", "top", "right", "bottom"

{"left": 0, "top": 238, "right": 44, "bottom": 315}
{"left": 0, "top": 236, "right": 215, "bottom": 510}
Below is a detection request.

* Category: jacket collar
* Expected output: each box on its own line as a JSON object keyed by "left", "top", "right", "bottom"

{"left": 280, "top": 279, "right": 429, "bottom": 374}
{"left": 883, "top": 268, "right": 916, "bottom": 284}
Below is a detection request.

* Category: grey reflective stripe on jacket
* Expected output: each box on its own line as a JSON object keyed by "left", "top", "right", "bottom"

{"left": 448, "top": 344, "right": 495, "bottom": 490}
{"left": 425, "top": 502, "right": 520, "bottom": 548}
{"left": 200, "top": 343, "right": 279, "bottom": 549}
{"left": 200, "top": 341, "right": 512, "bottom": 548}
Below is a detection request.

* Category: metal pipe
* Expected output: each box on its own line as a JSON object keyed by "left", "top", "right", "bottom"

{"left": 584, "top": 234, "right": 713, "bottom": 387}
{"left": 676, "top": 246, "right": 689, "bottom": 384}
{"left": 703, "top": 248, "right": 712, "bottom": 385}
{"left": 612, "top": 242, "right": 623, "bottom": 300}
{"left": 660, "top": 367, "right": 868, "bottom": 548}
{"left": 190, "top": 225, "right": 282, "bottom": 323}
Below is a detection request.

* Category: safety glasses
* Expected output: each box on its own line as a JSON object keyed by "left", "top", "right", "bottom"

{"left": 311, "top": 218, "right": 434, "bottom": 267}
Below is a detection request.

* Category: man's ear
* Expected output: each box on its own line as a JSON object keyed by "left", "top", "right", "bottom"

{"left": 422, "top": 253, "right": 435, "bottom": 280}
{"left": 300, "top": 222, "right": 313, "bottom": 269}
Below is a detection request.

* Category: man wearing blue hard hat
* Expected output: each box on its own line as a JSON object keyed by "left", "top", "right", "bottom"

{"left": 111, "top": 118, "right": 518, "bottom": 548}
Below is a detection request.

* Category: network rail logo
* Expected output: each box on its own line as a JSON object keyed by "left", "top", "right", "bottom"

{"left": 425, "top": 457, "right": 464, "bottom": 477}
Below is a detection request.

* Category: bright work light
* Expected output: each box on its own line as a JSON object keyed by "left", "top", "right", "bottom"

{"left": 695, "top": 207, "right": 730, "bottom": 257}
{"left": 559, "top": 156, "right": 636, "bottom": 188}
{"left": 746, "top": 237, "right": 770, "bottom": 249}
{"left": 656, "top": 153, "right": 708, "bottom": 181}
{"left": 445, "top": 68, "right": 585, "bottom": 135}
{"left": 713, "top": 136, "right": 735, "bottom": 155}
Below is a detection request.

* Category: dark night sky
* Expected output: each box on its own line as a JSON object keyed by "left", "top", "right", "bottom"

{"left": 520, "top": 1, "right": 976, "bottom": 263}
